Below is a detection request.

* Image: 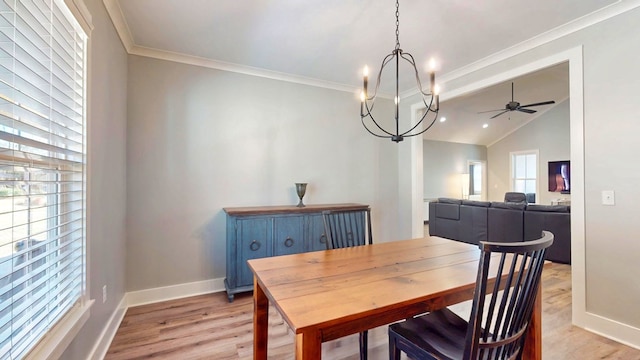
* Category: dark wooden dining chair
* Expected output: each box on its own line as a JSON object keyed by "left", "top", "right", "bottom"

{"left": 322, "top": 208, "right": 373, "bottom": 360}
{"left": 322, "top": 208, "right": 372, "bottom": 249}
{"left": 388, "top": 231, "right": 554, "bottom": 360}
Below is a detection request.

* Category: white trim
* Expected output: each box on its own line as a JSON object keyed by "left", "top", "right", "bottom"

{"left": 129, "top": 45, "right": 366, "bottom": 96}
{"left": 410, "top": 102, "right": 424, "bottom": 238}
{"left": 580, "top": 312, "right": 640, "bottom": 350}
{"left": 567, "top": 46, "right": 588, "bottom": 328}
{"left": 100, "top": 0, "right": 640, "bottom": 98}
{"left": 62, "top": 0, "right": 94, "bottom": 34}
{"left": 103, "top": 0, "right": 134, "bottom": 52}
{"left": 126, "top": 277, "right": 226, "bottom": 308}
{"left": 411, "top": 45, "right": 591, "bottom": 345}
{"left": 86, "top": 278, "right": 226, "bottom": 360}
{"left": 25, "top": 299, "right": 94, "bottom": 360}
{"left": 402, "top": 0, "right": 640, "bottom": 98}
{"left": 87, "top": 296, "right": 127, "bottom": 360}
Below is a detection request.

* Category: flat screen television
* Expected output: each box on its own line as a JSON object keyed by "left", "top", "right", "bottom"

{"left": 548, "top": 160, "right": 570, "bottom": 194}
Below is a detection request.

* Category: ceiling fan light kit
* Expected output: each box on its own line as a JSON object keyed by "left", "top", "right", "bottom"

{"left": 359, "top": 0, "right": 440, "bottom": 143}
{"left": 479, "top": 82, "right": 555, "bottom": 119}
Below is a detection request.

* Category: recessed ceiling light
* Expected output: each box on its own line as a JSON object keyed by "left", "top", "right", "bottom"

{"left": 482, "top": 123, "right": 489, "bottom": 128}
{"left": 439, "top": 117, "right": 446, "bottom": 122}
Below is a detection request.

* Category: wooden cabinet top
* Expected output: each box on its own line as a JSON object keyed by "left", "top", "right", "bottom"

{"left": 223, "top": 203, "right": 369, "bottom": 216}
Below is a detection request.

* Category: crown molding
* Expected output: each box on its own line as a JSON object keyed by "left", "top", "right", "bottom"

{"left": 129, "top": 45, "right": 364, "bottom": 95}
{"left": 103, "top": 0, "right": 134, "bottom": 52}
{"left": 104, "top": 0, "right": 640, "bottom": 99}
{"left": 401, "top": 0, "right": 640, "bottom": 99}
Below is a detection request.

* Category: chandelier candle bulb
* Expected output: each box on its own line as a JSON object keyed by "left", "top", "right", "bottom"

{"left": 429, "top": 59, "right": 436, "bottom": 93}
{"left": 363, "top": 66, "right": 369, "bottom": 97}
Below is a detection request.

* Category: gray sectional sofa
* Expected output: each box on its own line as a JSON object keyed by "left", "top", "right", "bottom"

{"left": 428, "top": 198, "right": 571, "bottom": 264}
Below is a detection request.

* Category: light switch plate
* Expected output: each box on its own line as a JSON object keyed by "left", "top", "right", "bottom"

{"left": 602, "top": 190, "right": 615, "bottom": 205}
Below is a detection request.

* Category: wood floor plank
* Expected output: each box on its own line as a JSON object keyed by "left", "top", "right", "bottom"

{"left": 106, "top": 257, "right": 640, "bottom": 359}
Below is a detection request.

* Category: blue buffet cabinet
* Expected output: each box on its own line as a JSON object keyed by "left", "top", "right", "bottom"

{"left": 224, "top": 203, "right": 369, "bottom": 302}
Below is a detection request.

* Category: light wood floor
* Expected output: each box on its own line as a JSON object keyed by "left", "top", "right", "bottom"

{"left": 106, "top": 250, "right": 640, "bottom": 359}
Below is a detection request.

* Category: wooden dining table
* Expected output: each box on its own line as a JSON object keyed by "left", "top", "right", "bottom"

{"left": 248, "top": 236, "right": 543, "bottom": 359}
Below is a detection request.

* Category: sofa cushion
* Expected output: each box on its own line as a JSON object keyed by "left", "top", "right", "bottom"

{"left": 490, "top": 202, "right": 527, "bottom": 210}
{"left": 435, "top": 203, "right": 460, "bottom": 220}
{"left": 461, "top": 200, "right": 491, "bottom": 207}
{"left": 526, "top": 204, "right": 570, "bottom": 213}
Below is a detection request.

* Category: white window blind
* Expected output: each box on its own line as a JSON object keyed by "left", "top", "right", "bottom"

{"left": 0, "top": 0, "right": 86, "bottom": 359}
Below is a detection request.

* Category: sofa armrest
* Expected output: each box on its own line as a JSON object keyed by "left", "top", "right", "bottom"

{"left": 524, "top": 206, "right": 571, "bottom": 264}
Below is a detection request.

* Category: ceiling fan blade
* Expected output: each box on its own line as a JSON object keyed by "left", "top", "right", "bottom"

{"left": 490, "top": 110, "right": 509, "bottom": 119}
{"left": 520, "top": 100, "right": 556, "bottom": 108}
{"left": 517, "top": 108, "right": 537, "bottom": 114}
{"left": 477, "top": 109, "right": 504, "bottom": 114}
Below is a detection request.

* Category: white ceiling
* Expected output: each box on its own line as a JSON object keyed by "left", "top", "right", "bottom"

{"left": 107, "top": 0, "right": 619, "bottom": 145}
{"left": 431, "top": 62, "right": 569, "bottom": 146}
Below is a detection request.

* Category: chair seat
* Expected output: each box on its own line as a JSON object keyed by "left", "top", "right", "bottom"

{"left": 388, "top": 232, "right": 554, "bottom": 360}
{"left": 389, "top": 308, "right": 468, "bottom": 360}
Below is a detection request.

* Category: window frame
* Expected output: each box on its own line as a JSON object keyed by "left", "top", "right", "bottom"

{"left": 510, "top": 150, "right": 539, "bottom": 200}
{"left": 0, "top": 0, "right": 93, "bottom": 358}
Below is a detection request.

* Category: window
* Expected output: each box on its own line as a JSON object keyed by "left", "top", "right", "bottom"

{"left": 511, "top": 151, "right": 538, "bottom": 196}
{"left": 0, "top": 1, "right": 87, "bottom": 358}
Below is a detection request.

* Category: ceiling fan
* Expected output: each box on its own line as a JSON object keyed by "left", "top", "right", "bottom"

{"left": 479, "top": 82, "right": 555, "bottom": 119}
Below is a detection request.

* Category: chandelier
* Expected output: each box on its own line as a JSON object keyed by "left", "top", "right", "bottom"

{"left": 360, "top": 0, "right": 440, "bottom": 143}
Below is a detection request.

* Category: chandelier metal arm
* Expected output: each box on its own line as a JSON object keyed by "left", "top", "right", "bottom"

{"left": 358, "top": 0, "right": 441, "bottom": 143}
{"left": 364, "top": 52, "right": 397, "bottom": 103}
{"left": 362, "top": 98, "right": 395, "bottom": 137}
{"left": 400, "top": 107, "right": 439, "bottom": 138}
{"left": 360, "top": 115, "right": 394, "bottom": 139}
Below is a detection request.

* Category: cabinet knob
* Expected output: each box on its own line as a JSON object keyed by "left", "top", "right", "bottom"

{"left": 284, "top": 237, "right": 294, "bottom": 247}
{"left": 319, "top": 234, "right": 326, "bottom": 243}
{"left": 249, "top": 240, "right": 261, "bottom": 251}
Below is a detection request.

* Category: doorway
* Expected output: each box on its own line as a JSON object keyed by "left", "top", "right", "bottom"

{"left": 410, "top": 47, "right": 585, "bottom": 328}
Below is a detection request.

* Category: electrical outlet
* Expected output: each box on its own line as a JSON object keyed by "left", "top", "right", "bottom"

{"left": 102, "top": 285, "right": 107, "bottom": 303}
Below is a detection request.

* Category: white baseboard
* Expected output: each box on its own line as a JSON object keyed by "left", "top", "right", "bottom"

{"left": 88, "top": 296, "right": 127, "bottom": 360}
{"left": 89, "top": 277, "right": 227, "bottom": 359}
{"left": 126, "top": 277, "right": 226, "bottom": 308}
{"left": 581, "top": 312, "right": 640, "bottom": 350}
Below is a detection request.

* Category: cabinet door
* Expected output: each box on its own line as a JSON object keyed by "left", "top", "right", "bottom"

{"left": 273, "top": 216, "right": 305, "bottom": 256}
{"left": 237, "top": 218, "right": 270, "bottom": 287}
{"left": 308, "top": 214, "right": 329, "bottom": 251}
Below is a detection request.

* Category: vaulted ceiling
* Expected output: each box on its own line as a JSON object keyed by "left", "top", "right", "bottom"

{"left": 105, "top": 0, "right": 620, "bottom": 145}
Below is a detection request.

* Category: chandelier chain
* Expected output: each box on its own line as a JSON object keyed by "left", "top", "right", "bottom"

{"left": 395, "top": 0, "right": 400, "bottom": 50}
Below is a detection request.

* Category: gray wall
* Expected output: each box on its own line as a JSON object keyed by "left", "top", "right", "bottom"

{"left": 125, "top": 56, "right": 398, "bottom": 291}
{"left": 487, "top": 99, "right": 570, "bottom": 205}
{"left": 61, "top": 0, "right": 128, "bottom": 358}
{"left": 423, "top": 140, "right": 487, "bottom": 199}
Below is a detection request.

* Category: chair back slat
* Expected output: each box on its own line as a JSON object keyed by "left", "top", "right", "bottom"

{"left": 464, "top": 231, "right": 553, "bottom": 360}
{"left": 322, "top": 208, "right": 372, "bottom": 249}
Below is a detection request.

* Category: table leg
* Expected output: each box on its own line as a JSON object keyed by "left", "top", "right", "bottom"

{"left": 295, "top": 330, "right": 322, "bottom": 359}
{"left": 523, "top": 283, "right": 542, "bottom": 359}
{"left": 253, "top": 276, "right": 269, "bottom": 360}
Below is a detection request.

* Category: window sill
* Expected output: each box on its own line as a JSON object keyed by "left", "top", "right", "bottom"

{"left": 26, "top": 298, "right": 95, "bottom": 360}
